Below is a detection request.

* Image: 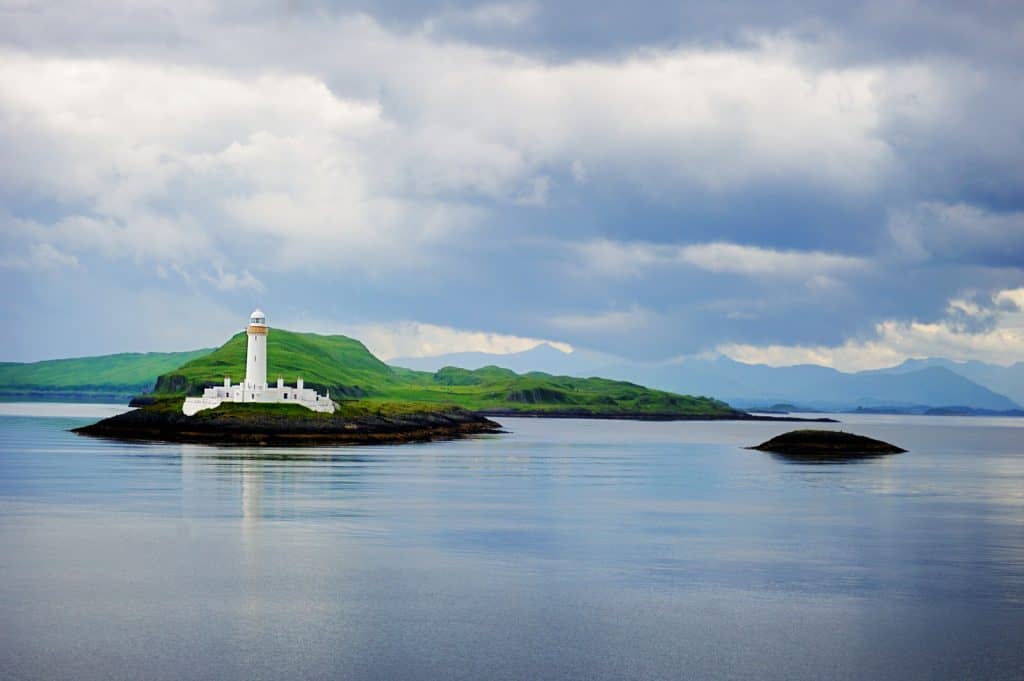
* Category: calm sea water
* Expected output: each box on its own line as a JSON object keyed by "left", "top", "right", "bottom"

{"left": 1, "top": 404, "right": 1023, "bottom": 681}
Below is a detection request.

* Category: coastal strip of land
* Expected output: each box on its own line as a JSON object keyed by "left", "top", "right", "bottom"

{"left": 476, "top": 408, "right": 836, "bottom": 422}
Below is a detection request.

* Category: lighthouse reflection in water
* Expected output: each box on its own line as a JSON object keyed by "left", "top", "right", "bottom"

{"left": 3, "top": 410, "right": 1024, "bottom": 681}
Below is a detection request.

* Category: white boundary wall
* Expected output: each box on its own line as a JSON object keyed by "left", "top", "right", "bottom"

{"left": 183, "top": 378, "right": 335, "bottom": 416}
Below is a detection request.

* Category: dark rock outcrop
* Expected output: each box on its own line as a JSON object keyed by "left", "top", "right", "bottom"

{"left": 153, "top": 373, "right": 190, "bottom": 395}
{"left": 750, "top": 429, "right": 905, "bottom": 460}
{"left": 505, "top": 387, "right": 570, "bottom": 404}
{"left": 73, "top": 403, "right": 502, "bottom": 446}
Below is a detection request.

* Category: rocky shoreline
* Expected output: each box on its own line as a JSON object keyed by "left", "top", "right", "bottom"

{"left": 73, "top": 405, "right": 503, "bottom": 446}
{"left": 72, "top": 401, "right": 841, "bottom": 448}
{"left": 476, "top": 408, "right": 838, "bottom": 423}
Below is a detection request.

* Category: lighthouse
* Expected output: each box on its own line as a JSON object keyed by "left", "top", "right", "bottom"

{"left": 181, "top": 309, "right": 336, "bottom": 415}
{"left": 244, "top": 308, "right": 268, "bottom": 398}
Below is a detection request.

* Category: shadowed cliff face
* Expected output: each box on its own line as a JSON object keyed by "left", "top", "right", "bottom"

{"left": 505, "top": 387, "right": 570, "bottom": 404}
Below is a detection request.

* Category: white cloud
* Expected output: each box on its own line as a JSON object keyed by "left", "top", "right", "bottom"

{"left": 52, "top": 214, "right": 213, "bottom": 265}
{"left": 426, "top": 2, "right": 538, "bottom": 31}
{"left": 576, "top": 239, "right": 866, "bottom": 279}
{"left": 279, "top": 318, "right": 572, "bottom": 361}
{"left": 573, "top": 240, "right": 663, "bottom": 277}
{"left": 392, "top": 37, "right": 894, "bottom": 194}
{"left": 719, "top": 340, "right": 905, "bottom": 372}
{"left": 0, "top": 23, "right": 910, "bottom": 278}
{"left": 678, "top": 242, "right": 866, "bottom": 277}
{"left": 995, "top": 287, "right": 1024, "bottom": 311}
{"left": 0, "top": 50, "right": 470, "bottom": 273}
{"left": 719, "top": 287, "right": 1024, "bottom": 371}
{"left": 0, "top": 242, "right": 82, "bottom": 271}
{"left": 200, "top": 266, "right": 265, "bottom": 293}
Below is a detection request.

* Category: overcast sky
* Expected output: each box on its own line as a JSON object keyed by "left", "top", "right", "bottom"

{"left": 1, "top": 0, "right": 1023, "bottom": 369}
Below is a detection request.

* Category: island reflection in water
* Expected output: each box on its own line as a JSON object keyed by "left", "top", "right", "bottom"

{"left": 765, "top": 450, "right": 902, "bottom": 464}
{"left": 1, "top": 409, "right": 1024, "bottom": 681}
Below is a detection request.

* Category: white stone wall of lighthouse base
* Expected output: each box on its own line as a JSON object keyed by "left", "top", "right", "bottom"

{"left": 182, "top": 387, "right": 336, "bottom": 416}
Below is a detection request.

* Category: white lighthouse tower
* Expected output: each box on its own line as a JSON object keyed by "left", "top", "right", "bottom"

{"left": 243, "top": 308, "right": 268, "bottom": 399}
{"left": 181, "top": 309, "right": 336, "bottom": 415}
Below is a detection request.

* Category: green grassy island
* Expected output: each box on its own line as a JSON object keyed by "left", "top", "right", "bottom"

{"left": 143, "top": 328, "right": 742, "bottom": 419}
{"left": 32, "top": 327, "right": 834, "bottom": 445}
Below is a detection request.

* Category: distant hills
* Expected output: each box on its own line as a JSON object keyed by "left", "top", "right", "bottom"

{"left": 872, "top": 357, "right": 1024, "bottom": 406}
{"left": 0, "top": 349, "right": 213, "bottom": 401}
{"left": 153, "top": 329, "right": 394, "bottom": 398}
{"left": 393, "top": 345, "right": 1023, "bottom": 413}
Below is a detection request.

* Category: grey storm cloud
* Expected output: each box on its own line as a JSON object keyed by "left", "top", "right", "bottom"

{"left": 0, "top": 0, "right": 1022, "bottom": 366}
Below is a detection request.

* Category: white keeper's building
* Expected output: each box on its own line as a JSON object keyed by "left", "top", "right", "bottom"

{"left": 182, "top": 309, "right": 336, "bottom": 416}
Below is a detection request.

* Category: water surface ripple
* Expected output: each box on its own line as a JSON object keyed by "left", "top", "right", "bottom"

{"left": 1, "top": 406, "right": 1023, "bottom": 680}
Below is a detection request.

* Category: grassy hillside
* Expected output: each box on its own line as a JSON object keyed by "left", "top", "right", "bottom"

{"left": 1, "top": 328, "right": 735, "bottom": 416}
{"left": 384, "top": 365, "right": 732, "bottom": 415}
{"left": 154, "top": 330, "right": 400, "bottom": 398}
{"left": 0, "top": 349, "right": 213, "bottom": 399}
{"left": 152, "top": 328, "right": 734, "bottom": 417}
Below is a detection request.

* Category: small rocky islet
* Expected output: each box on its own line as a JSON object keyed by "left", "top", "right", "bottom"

{"left": 73, "top": 399, "right": 503, "bottom": 446}
{"left": 750, "top": 429, "right": 906, "bottom": 459}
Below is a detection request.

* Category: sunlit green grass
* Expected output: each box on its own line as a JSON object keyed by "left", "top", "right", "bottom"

{"left": 1, "top": 327, "right": 735, "bottom": 417}
{"left": 0, "top": 349, "right": 213, "bottom": 397}
{"left": 152, "top": 328, "right": 734, "bottom": 417}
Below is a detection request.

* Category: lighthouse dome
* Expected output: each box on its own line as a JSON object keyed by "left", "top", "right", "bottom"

{"left": 250, "top": 309, "right": 266, "bottom": 325}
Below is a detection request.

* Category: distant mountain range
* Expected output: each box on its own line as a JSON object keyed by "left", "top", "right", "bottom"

{"left": 392, "top": 346, "right": 1023, "bottom": 413}
{"left": 871, "top": 357, "right": 1024, "bottom": 406}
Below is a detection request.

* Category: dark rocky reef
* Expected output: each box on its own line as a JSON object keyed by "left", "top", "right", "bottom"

{"left": 73, "top": 402, "right": 502, "bottom": 446}
{"left": 750, "top": 429, "right": 906, "bottom": 462}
